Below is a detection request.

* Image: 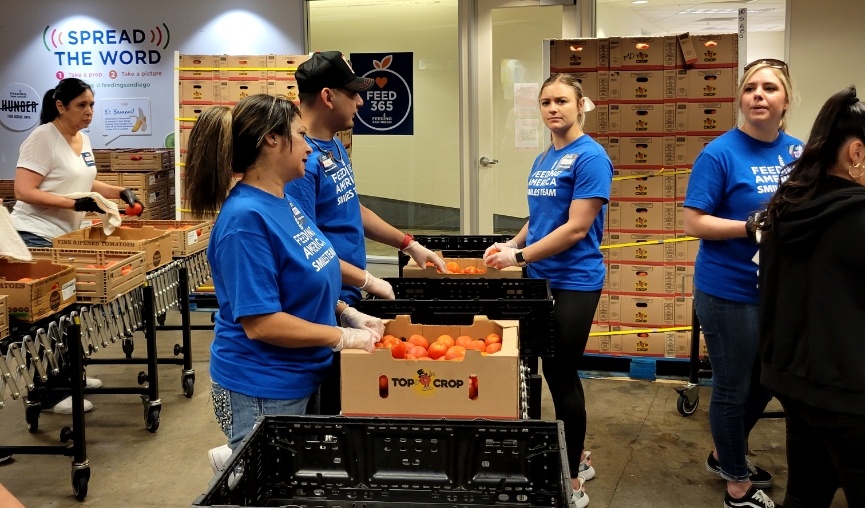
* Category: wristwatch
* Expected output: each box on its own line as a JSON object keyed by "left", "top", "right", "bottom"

{"left": 514, "top": 249, "right": 528, "bottom": 267}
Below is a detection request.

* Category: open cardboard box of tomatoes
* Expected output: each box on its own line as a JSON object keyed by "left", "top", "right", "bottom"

{"left": 54, "top": 225, "right": 172, "bottom": 271}
{"left": 0, "top": 258, "right": 77, "bottom": 322}
{"left": 119, "top": 219, "right": 213, "bottom": 257}
{"left": 340, "top": 315, "right": 522, "bottom": 419}
{"left": 402, "top": 253, "right": 523, "bottom": 279}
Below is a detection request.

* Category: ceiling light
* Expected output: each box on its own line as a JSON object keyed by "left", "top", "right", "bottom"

{"left": 678, "top": 8, "right": 771, "bottom": 15}
{"left": 632, "top": 0, "right": 648, "bottom": 3}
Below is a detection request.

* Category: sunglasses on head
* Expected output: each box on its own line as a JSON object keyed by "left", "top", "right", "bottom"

{"left": 744, "top": 58, "right": 790, "bottom": 79}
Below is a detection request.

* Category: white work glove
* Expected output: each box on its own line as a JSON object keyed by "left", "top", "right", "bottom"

{"left": 403, "top": 240, "right": 447, "bottom": 273}
{"left": 332, "top": 327, "right": 377, "bottom": 353}
{"left": 484, "top": 245, "right": 519, "bottom": 270}
{"left": 339, "top": 307, "right": 385, "bottom": 340}
{"left": 360, "top": 270, "right": 395, "bottom": 299}
{"left": 483, "top": 240, "right": 517, "bottom": 259}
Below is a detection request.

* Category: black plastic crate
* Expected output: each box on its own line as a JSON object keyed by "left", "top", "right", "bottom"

{"left": 355, "top": 278, "right": 555, "bottom": 358}
{"left": 193, "top": 415, "right": 573, "bottom": 508}
{"left": 398, "top": 235, "right": 512, "bottom": 276}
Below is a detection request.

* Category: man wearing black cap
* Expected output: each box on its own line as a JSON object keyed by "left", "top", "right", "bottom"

{"left": 287, "top": 51, "right": 447, "bottom": 414}
{"left": 288, "top": 50, "right": 446, "bottom": 308}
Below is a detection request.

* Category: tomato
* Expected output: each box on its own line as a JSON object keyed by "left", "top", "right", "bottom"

{"left": 485, "top": 343, "right": 502, "bottom": 354}
{"left": 404, "top": 353, "right": 417, "bottom": 360}
{"left": 379, "top": 375, "right": 389, "bottom": 398}
{"left": 383, "top": 338, "right": 406, "bottom": 359}
{"left": 407, "top": 334, "right": 429, "bottom": 350}
{"left": 18, "top": 277, "right": 34, "bottom": 282}
{"left": 409, "top": 345, "right": 429, "bottom": 358}
{"left": 468, "top": 376, "right": 479, "bottom": 400}
{"left": 427, "top": 342, "right": 448, "bottom": 360}
{"left": 125, "top": 202, "right": 143, "bottom": 216}
{"left": 445, "top": 345, "right": 466, "bottom": 361}
{"left": 436, "top": 335, "right": 455, "bottom": 349}
{"left": 483, "top": 333, "right": 502, "bottom": 346}
{"left": 467, "top": 340, "right": 486, "bottom": 352}
{"left": 455, "top": 335, "right": 473, "bottom": 349}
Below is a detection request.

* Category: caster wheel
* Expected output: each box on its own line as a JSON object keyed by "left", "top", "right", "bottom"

{"left": 137, "top": 371, "right": 148, "bottom": 385}
{"left": 173, "top": 344, "right": 183, "bottom": 356}
{"left": 157, "top": 313, "right": 167, "bottom": 326}
{"left": 25, "top": 405, "right": 40, "bottom": 433}
{"left": 60, "top": 426, "right": 73, "bottom": 443}
{"left": 145, "top": 406, "right": 161, "bottom": 432}
{"left": 677, "top": 394, "right": 699, "bottom": 416}
{"left": 122, "top": 339, "right": 134, "bottom": 359}
{"left": 72, "top": 467, "right": 90, "bottom": 500}
{"left": 182, "top": 376, "right": 194, "bottom": 398}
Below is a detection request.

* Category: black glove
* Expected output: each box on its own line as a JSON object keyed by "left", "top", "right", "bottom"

{"left": 73, "top": 197, "right": 106, "bottom": 213}
{"left": 119, "top": 188, "right": 145, "bottom": 212}
{"left": 745, "top": 211, "right": 766, "bottom": 244}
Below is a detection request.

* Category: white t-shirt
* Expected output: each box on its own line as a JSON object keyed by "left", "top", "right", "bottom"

{"left": 11, "top": 123, "right": 97, "bottom": 240}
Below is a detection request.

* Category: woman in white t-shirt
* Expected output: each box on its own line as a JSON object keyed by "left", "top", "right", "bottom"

{"left": 11, "top": 78, "right": 143, "bottom": 247}
{"left": 9, "top": 78, "right": 144, "bottom": 416}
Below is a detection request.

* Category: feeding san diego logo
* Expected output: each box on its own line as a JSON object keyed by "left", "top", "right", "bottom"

{"left": 43, "top": 23, "right": 170, "bottom": 67}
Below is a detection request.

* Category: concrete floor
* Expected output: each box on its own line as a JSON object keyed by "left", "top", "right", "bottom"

{"left": 0, "top": 259, "right": 849, "bottom": 507}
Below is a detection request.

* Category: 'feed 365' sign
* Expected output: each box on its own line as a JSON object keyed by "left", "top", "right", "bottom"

{"left": 350, "top": 52, "right": 413, "bottom": 136}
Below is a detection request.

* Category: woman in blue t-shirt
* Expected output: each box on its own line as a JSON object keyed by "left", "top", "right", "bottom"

{"left": 484, "top": 74, "right": 613, "bottom": 508}
{"left": 683, "top": 60, "right": 803, "bottom": 508}
{"left": 184, "top": 94, "right": 385, "bottom": 476}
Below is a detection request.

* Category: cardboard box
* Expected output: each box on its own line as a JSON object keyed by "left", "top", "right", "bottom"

{"left": 54, "top": 226, "right": 172, "bottom": 271}
{"left": 608, "top": 200, "right": 676, "bottom": 233}
{"left": 217, "top": 55, "right": 268, "bottom": 80}
{"left": 340, "top": 315, "right": 521, "bottom": 419}
{"left": 688, "top": 34, "right": 738, "bottom": 68}
{"left": 120, "top": 219, "right": 212, "bottom": 257}
{"left": 180, "top": 104, "right": 207, "bottom": 120}
{"left": 675, "top": 295, "right": 693, "bottom": 325}
{"left": 31, "top": 248, "right": 146, "bottom": 303}
{"left": 110, "top": 150, "right": 173, "bottom": 172}
{"left": 676, "top": 170, "right": 689, "bottom": 197}
{"left": 675, "top": 135, "right": 720, "bottom": 167}
{"left": 612, "top": 36, "right": 679, "bottom": 70}
{"left": 613, "top": 171, "right": 676, "bottom": 200}
{"left": 594, "top": 293, "right": 610, "bottom": 323}
{"left": 609, "top": 136, "right": 676, "bottom": 168}
{"left": 179, "top": 55, "right": 218, "bottom": 80}
{"left": 586, "top": 323, "right": 610, "bottom": 353}
{"left": 688, "top": 68, "right": 738, "bottom": 101}
{"left": 676, "top": 102, "right": 736, "bottom": 136}
{"left": 608, "top": 233, "right": 676, "bottom": 263}
{"left": 610, "top": 70, "right": 678, "bottom": 102}
{"left": 550, "top": 38, "right": 610, "bottom": 71}
{"left": 0, "top": 259, "right": 77, "bottom": 322}
{"left": 615, "top": 103, "right": 676, "bottom": 136}
{"left": 675, "top": 234, "right": 700, "bottom": 264}
{"left": 268, "top": 80, "right": 300, "bottom": 102}
{"left": 609, "top": 262, "right": 676, "bottom": 295}
{"left": 267, "top": 54, "right": 308, "bottom": 80}
{"left": 221, "top": 80, "right": 269, "bottom": 105}
{"left": 0, "top": 295, "right": 8, "bottom": 338}
{"left": 675, "top": 330, "right": 707, "bottom": 358}
{"left": 675, "top": 264, "right": 695, "bottom": 297}
{"left": 678, "top": 33, "right": 698, "bottom": 65}
{"left": 615, "top": 295, "right": 675, "bottom": 327}
{"left": 402, "top": 255, "right": 522, "bottom": 279}
{"left": 180, "top": 79, "right": 219, "bottom": 104}
{"left": 619, "top": 326, "right": 678, "bottom": 357}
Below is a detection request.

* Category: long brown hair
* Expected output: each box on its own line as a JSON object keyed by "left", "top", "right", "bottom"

{"left": 185, "top": 94, "right": 301, "bottom": 218}
{"left": 763, "top": 86, "right": 865, "bottom": 229}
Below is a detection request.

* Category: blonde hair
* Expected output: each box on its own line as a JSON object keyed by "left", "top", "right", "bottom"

{"left": 540, "top": 73, "right": 586, "bottom": 128}
{"left": 735, "top": 62, "right": 794, "bottom": 132}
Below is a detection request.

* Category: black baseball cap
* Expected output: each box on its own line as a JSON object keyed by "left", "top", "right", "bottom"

{"left": 296, "top": 51, "right": 374, "bottom": 94}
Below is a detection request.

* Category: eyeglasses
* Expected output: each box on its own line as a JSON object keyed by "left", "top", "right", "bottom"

{"left": 743, "top": 58, "right": 790, "bottom": 79}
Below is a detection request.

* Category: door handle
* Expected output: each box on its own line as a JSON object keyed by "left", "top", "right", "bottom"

{"left": 479, "top": 156, "right": 499, "bottom": 167}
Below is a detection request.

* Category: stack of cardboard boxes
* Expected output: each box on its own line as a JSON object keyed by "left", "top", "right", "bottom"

{"left": 551, "top": 34, "right": 738, "bottom": 360}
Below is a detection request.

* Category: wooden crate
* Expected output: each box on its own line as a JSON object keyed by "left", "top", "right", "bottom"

{"left": 54, "top": 225, "right": 172, "bottom": 271}
{"left": 0, "top": 259, "right": 77, "bottom": 322}
{"left": 121, "top": 219, "right": 212, "bottom": 257}
{"left": 110, "top": 150, "right": 173, "bottom": 172}
{"left": 0, "top": 179, "right": 14, "bottom": 200}
{"left": 0, "top": 295, "right": 8, "bottom": 339}
{"left": 119, "top": 168, "right": 173, "bottom": 188}
{"left": 30, "top": 248, "right": 146, "bottom": 303}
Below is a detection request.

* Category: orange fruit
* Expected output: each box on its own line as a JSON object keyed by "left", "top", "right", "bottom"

{"left": 427, "top": 342, "right": 448, "bottom": 360}
{"left": 435, "top": 335, "right": 455, "bottom": 349}
{"left": 454, "top": 335, "right": 473, "bottom": 349}
{"left": 445, "top": 345, "right": 466, "bottom": 361}
{"left": 485, "top": 343, "right": 502, "bottom": 354}
{"left": 484, "top": 333, "right": 502, "bottom": 346}
{"left": 407, "top": 334, "right": 429, "bottom": 350}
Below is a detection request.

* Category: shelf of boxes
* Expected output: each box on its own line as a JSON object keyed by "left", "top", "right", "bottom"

{"left": 549, "top": 33, "right": 737, "bottom": 365}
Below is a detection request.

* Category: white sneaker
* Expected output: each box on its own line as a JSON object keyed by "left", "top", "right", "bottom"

{"left": 48, "top": 396, "right": 94, "bottom": 414}
{"left": 85, "top": 377, "right": 102, "bottom": 388}
{"left": 577, "top": 450, "right": 596, "bottom": 481}
{"left": 208, "top": 444, "right": 232, "bottom": 473}
{"left": 571, "top": 476, "right": 589, "bottom": 507}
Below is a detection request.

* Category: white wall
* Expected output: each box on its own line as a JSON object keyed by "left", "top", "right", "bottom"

{"left": 0, "top": 0, "right": 304, "bottom": 179}
{"left": 744, "top": 31, "right": 785, "bottom": 62}
{"left": 596, "top": 3, "right": 667, "bottom": 37}
{"left": 786, "top": 0, "right": 865, "bottom": 140}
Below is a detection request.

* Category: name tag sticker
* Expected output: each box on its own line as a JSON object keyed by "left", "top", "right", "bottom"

{"left": 556, "top": 153, "right": 578, "bottom": 171}
{"left": 81, "top": 152, "right": 96, "bottom": 167}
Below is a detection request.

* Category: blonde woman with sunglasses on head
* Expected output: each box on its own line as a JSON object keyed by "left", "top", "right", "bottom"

{"left": 683, "top": 59, "right": 804, "bottom": 508}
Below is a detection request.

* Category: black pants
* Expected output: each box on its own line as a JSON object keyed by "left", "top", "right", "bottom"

{"left": 544, "top": 288, "right": 601, "bottom": 478}
{"left": 776, "top": 394, "right": 865, "bottom": 508}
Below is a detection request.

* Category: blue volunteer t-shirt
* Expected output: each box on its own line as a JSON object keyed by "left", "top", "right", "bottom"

{"left": 208, "top": 183, "right": 341, "bottom": 400}
{"left": 286, "top": 137, "right": 366, "bottom": 305}
{"left": 684, "top": 128, "right": 803, "bottom": 303}
{"left": 526, "top": 135, "right": 613, "bottom": 291}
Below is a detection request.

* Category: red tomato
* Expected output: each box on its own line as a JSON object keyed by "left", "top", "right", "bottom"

{"left": 427, "top": 342, "right": 448, "bottom": 360}
{"left": 125, "top": 202, "right": 143, "bottom": 216}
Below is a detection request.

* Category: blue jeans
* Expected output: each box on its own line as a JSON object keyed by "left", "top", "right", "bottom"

{"left": 694, "top": 289, "right": 772, "bottom": 482}
{"left": 211, "top": 381, "right": 310, "bottom": 450}
{"left": 18, "top": 231, "right": 52, "bottom": 247}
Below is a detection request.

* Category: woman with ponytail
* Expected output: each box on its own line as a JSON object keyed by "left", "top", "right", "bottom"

{"left": 759, "top": 86, "right": 865, "bottom": 508}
